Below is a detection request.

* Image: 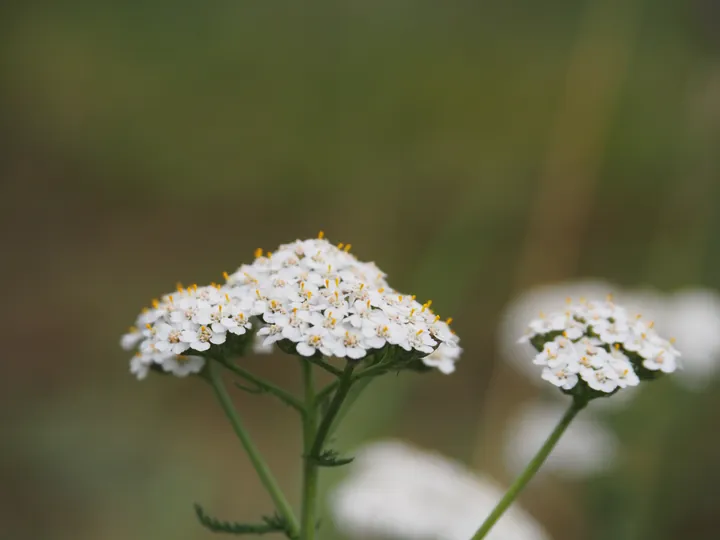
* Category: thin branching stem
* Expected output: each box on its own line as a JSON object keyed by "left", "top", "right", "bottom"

{"left": 300, "top": 360, "right": 318, "bottom": 540}
{"left": 309, "top": 363, "right": 356, "bottom": 460}
{"left": 207, "top": 361, "right": 300, "bottom": 537}
{"left": 223, "top": 360, "right": 305, "bottom": 414}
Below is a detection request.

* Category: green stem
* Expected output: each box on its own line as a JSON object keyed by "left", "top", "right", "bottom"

{"left": 306, "top": 356, "right": 343, "bottom": 377}
{"left": 207, "top": 360, "right": 300, "bottom": 538}
{"left": 223, "top": 360, "right": 305, "bottom": 413}
{"left": 471, "top": 399, "right": 586, "bottom": 540}
{"left": 314, "top": 360, "right": 387, "bottom": 405}
{"left": 300, "top": 360, "right": 318, "bottom": 540}
{"left": 310, "top": 362, "right": 356, "bottom": 459}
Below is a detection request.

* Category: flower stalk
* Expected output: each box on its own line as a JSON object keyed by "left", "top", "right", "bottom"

{"left": 207, "top": 360, "right": 300, "bottom": 537}
{"left": 470, "top": 398, "right": 587, "bottom": 540}
{"left": 300, "top": 359, "right": 318, "bottom": 540}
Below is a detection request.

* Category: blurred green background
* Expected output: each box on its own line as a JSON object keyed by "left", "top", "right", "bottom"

{"left": 2, "top": 1, "right": 720, "bottom": 539}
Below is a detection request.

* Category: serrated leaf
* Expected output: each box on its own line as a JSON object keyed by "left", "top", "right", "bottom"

{"left": 194, "top": 503, "right": 288, "bottom": 535}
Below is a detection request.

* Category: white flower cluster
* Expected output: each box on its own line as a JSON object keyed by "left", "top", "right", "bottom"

{"left": 121, "top": 234, "right": 460, "bottom": 379}
{"left": 331, "top": 441, "right": 550, "bottom": 540}
{"left": 521, "top": 297, "right": 680, "bottom": 394}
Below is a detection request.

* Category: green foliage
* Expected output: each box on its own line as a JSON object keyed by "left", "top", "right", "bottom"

{"left": 309, "top": 448, "right": 354, "bottom": 468}
{"left": 194, "top": 503, "right": 295, "bottom": 537}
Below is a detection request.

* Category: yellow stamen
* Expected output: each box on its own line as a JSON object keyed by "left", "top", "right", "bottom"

{"left": 318, "top": 230, "right": 325, "bottom": 239}
{"left": 648, "top": 321, "right": 655, "bottom": 328}
{"left": 145, "top": 323, "right": 152, "bottom": 330}
{"left": 255, "top": 289, "right": 261, "bottom": 297}
{"left": 292, "top": 307, "right": 297, "bottom": 313}
{"left": 223, "top": 271, "right": 229, "bottom": 281}
{"left": 410, "top": 308, "right": 416, "bottom": 316}
{"left": 325, "top": 279, "right": 330, "bottom": 288}
{"left": 306, "top": 291, "right": 313, "bottom": 299}
{"left": 565, "top": 296, "right": 572, "bottom": 304}
{"left": 411, "top": 295, "right": 416, "bottom": 300}
{"left": 225, "top": 293, "right": 230, "bottom": 302}
{"left": 614, "top": 343, "right": 621, "bottom": 350}
{"left": 335, "top": 277, "right": 340, "bottom": 287}
{"left": 416, "top": 329, "right": 424, "bottom": 335}
{"left": 434, "top": 315, "right": 441, "bottom": 322}
{"left": 337, "top": 242, "right": 344, "bottom": 249}
{"left": 151, "top": 299, "right": 160, "bottom": 309}
{"left": 218, "top": 305, "right": 223, "bottom": 312}
{"left": 378, "top": 287, "right": 385, "bottom": 293}
{"left": 141, "top": 307, "right": 149, "bottom": 314}
{"left": 359, "top": 283, "right": 365, "bottom": 290}
{"left": 176, "top": 282, "right": 184, "bottom": 292}
{"left": 168, "top": 295, "right": 174, "bottom": 304}
{"left": 254, "top": 247, "right": 263, "bottom": 258}
{"left": 266, "top": 251, "right": 272, "bottom": 258}
{"left": 427, "top": 300, "right": 433, "bottom": 307}
{"left": 193, "top": 284, "right": 198, "bottom": 291}
{"left": 366, "top": 299, "right": 371, "bottom": 308}
{"left": 562, "top": 331, "right": 568, "bottom": 337}
{"left": 344, "top": 244, "right": 352, "bottom": 252}
{"left": 446, "top": 317, "right": 453, "bottom": 325}
{"left": 398, "top": 295, "right": 403, "bottom": 302}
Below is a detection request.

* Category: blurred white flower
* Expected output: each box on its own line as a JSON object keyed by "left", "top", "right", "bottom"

{"left": 331, "top": 441, "right": 551, "bottom": 540}
{"left": 504, "top": 402, "right": 617, "bottom": 479}
{"left": 661, "top": 289, "right": 720, "bottom": 390}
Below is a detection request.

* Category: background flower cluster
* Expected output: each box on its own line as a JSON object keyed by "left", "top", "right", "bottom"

{"left": 521, "top": 298, "right": 680, "bottom": 395}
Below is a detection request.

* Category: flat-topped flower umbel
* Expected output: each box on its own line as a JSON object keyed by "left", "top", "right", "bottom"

{"left": 121, "top": 233, "right": 461, "bottom": 379}
{"left": 520, "top": 296, "right": 680, "bottom": 399}
{"left": 119, "top": 233, "right": 462, "bottom": 540}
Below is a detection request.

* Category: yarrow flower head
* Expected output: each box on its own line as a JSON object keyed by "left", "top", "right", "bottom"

{"left": 520, "top": 296, "right": 680, "bottom": 401}
{"left": 121, "top": 232, "right": 461, "bottom": 379}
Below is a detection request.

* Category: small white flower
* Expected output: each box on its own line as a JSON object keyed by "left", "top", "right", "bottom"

{"left": 541, "top": 363, "right": 579, "bottom": 390}
{"left": 121, "top": 328, "right": 143, "bottom": 351}
{"left": 257, "top": 323, "right": 284, "bottom": 346}
{"left": 162, "top": 354, "right": 205, "bottom": 377}
{"left": 422, "top": 342, "right": 462, "bottom": 374}
{"left": 296, "top": 327, "right": 337, "bottom": 357}
{"left": 643, "top": 346, "right": 679, "bottom": 373}
{"left": 581, "top": 365, "right": 619, "bottom": 393}
{"left": 130, "top": 354, "right": 151, "bottom": 380}
{"left": 181, "top": 325, "right": 226, "bottom": 352}
{"left": 403, "top": 328, "right": 437, "bottom": 354}
{"left": 332, "top": 325, "right": 368, "bottom": 359}
{"left": 154, "top": 323, "right": 190, "bottom": 355}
